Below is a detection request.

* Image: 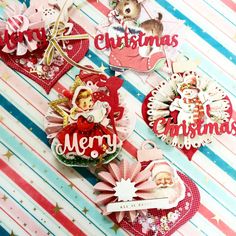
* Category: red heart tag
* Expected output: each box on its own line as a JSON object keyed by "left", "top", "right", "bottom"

{"left": 116, "top": 171, "right": 200, "bottom": 236}
{"left": 0, "top": 19, "right": 89, "bottom": 93}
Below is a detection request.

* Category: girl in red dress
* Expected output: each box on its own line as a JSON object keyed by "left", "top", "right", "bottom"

{"left": 56, "top": 86, "right": 120, "bottom": 160}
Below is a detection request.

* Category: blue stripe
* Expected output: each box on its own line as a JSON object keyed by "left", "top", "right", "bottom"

{"left": 84, "top": 51, "right": 236, "bottom": 181}
{"left": 2, "top": 85, "right": 236, "bottom": 215}
{"left": 0, "top": 94, "right": 97, "bottom": 185}
{"left": 156, "top": 0, "right": 236, "bottom": 64}
{"left": 1, "top": 89, "right": 233, "bottom": 235}
{"left": 0, "top": 94, "right": 48, "bottom": 145}
{"left": 199, "top": 146, "right": 236, "bottom": 179}
{"left": 0, "top": 226, "right": 9, "bottom": 236}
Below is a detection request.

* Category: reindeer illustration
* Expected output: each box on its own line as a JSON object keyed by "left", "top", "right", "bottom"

{"left": 94, "top": 76, "right": 125, "bottom": 135}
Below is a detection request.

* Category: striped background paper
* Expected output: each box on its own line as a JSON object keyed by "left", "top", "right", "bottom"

{"left": 0, "top": 0, "right": 236, "bottom": 235}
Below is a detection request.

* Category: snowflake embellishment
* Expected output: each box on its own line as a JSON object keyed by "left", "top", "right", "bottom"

{"left": 114, "top": 178, "right": 137, "bottom": 201}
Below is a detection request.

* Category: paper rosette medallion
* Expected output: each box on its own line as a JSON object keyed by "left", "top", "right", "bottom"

{"left": 44, "top": 70, "right": 135, "bottom": 167}
{"left": 94, "top": 158, "right": 200, "bottom": 235}
{"left": 142, "top": 71, "right": 233, "bottom": 159}
{"left": 0, "top": 1, "right": 98, "bottom": 93}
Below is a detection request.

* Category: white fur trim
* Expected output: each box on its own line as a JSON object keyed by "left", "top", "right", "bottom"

{"left": 152, "top": 162, "right": 174, "bottom": 178}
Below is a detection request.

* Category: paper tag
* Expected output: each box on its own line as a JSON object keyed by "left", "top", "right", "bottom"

{"left": 106, "top": 198, "right": 169, "bottom": 213}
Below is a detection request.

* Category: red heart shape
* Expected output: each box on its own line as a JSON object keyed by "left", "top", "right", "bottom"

{"left": 0, "top": 19, "right": 89, "bottom": 93}
{"left": 116, "top": 171, "right": 200, "bottom": 236}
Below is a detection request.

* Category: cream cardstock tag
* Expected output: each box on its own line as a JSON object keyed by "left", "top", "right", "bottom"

{"left": 106, "top": 198, "right": 169, "bottom": 213}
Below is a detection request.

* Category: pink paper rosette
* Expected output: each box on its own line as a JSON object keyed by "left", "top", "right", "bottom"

{"left": 0, "top": 2, "right": 45, "bottom": 55}
{"left": 94, "top": 159, "right": 156, "bottom": 223}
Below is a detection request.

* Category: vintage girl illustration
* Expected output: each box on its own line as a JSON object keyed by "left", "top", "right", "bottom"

{"left": 56, "top": 85, "right": 119, "bottom": 160}
{"left": 44, "top": 71, "right": 135, "bottom": 166}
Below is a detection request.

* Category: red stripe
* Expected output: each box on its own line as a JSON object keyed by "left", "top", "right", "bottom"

{"left": 7, "top": 18, "right": 18, "bottom": 31}
{"left": 0, "top": 160, "right": 86, "bottom": 236}
{"left": 86, "top": 0, "right": 110, "bottom": 15}
{"left": 199, "top": 204, "right": 236, "bottom": 235}
{"left": 220, "top": 0, "right": 236, "bottom": 11}
{"left": 123, "top": 140, "right": 137, "bottom": 157}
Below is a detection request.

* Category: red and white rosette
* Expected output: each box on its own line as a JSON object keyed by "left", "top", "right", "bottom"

{"left": 142, "top": 71, "right": 232, "bottom": 154}
{"left": 44, "top": 71, "right": 136, "bottom": 143}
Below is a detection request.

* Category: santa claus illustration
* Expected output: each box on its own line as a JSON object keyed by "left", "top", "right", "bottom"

{"left": 170, "top": 75, "right": 209, "bottom": 125}
{"left": 147, "top": 160, "right": 185, "bottom": 206}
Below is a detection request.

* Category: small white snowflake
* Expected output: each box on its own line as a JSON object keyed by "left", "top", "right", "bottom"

{"left": 113, "top": 178, "right": 137, "bottom": 201}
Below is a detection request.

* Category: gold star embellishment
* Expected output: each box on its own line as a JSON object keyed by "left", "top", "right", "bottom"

{"left": 82, "top": 207, "right": 89, "bottom": 215}
{"left": 3, "top": 150, "right": 13, "bottom": 160}
{"left": 1, "top": 194, "right": 8, "bottom": 201}
{"left": 110, "top": 224, "right": 119, "bottom": 233}
{"left": 10, "top": 231, "right": 16, "bottom": 236}
{"left": 211, "top": 214, "right": 221, "bottom": 224}
{"left": 99, "top": 63, "right": 108, "bottom": 73}
{"left": 68, "top": 183, "right": 74, "bottom": 189}
{"left": 53, "top": 203, "right": 63, "bottom": 213}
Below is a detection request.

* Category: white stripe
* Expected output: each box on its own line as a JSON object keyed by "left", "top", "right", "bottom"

{"left": 165, "top": 0, "right": 236, "bottom": 54}
{"left": 202, "top": 0, "right": 236, "bottom": 24}
{"left": 0, "top": 108, "right": 127, "bottom": 236}
{"left": 0, "top": 146, "right": 105, "bottom": 236}
{"left": 0, "top": 208, "right": 27, "bottom": 236}
{"left": 0, "top": 171, "right": 69, "bottom": 236}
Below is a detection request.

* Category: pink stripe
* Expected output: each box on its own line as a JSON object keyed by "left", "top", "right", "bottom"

{"left": 199, "top": 204, "right": 236, "bottom": 235}
{"left": 0, "top": 186, "right": 47, "bottom": 235}
{"left": 0, "top": 159, "right": 86, "bottom": 236}
{"left": 0, "top": 207, "right": 31, "bottom": 235}
{"left": 0, "top": 122, "right": 133, "bottom": 236}
{"left": 1, "top": 121, "right": 186, "bottom": 236}
{"left": 220, "top": 0, "right": 236, "bottom": 11}
{"left": 183, "top": 0, "right": 235, "bottom": 42}
{"left": 2, "top": 114, "right": 235, "bottom": 234}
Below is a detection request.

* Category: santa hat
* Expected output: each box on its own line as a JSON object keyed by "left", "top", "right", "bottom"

{"left": 179, "top": 76, "right": 200, "bottom": 92}
{"left": 152, "top": 161, "right": 174, "bottom": 178}
{"left": 72, "top": 86, "right": 93, "bottom": 107}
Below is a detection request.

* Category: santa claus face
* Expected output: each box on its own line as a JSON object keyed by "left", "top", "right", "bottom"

{"left": 155, "top": 172, "right": 173, "bottom": 188}
{"left": 182, "top": 88, "right": 198, "bottom": 99}
{"left": 76, "top": 95, "right": 94, "bottom": 111}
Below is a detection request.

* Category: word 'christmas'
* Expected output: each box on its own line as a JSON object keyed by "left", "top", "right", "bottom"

{"left": 154, "top": 118, "right": 236, "bottom": 138}
{"left": 94, "top": 32, "right": 178, "bottom": 50}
